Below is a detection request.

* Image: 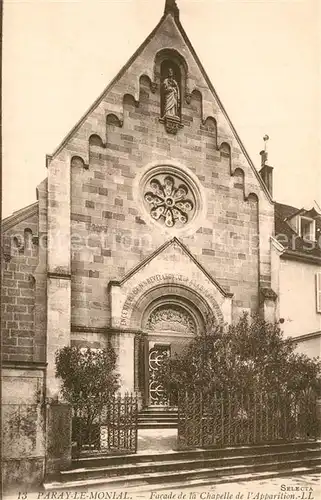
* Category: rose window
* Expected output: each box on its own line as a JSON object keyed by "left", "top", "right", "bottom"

{"left": 143, "top": 174, "right": 195, "bottom": 228}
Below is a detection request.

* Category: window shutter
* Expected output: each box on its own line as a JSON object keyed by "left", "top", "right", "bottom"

{"left": 316, "top": 273, "right": 321, "bottom": 313}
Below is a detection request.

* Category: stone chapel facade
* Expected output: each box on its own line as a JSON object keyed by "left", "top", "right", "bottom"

{"left": 2, "top": 0, "right": 304, "bottom": 490}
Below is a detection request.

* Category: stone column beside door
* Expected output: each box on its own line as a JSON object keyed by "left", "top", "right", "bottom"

{"left": 117, "top": 331, "right": 135, "bottom": 393}
{"left": 45, "top": 402, "right": 72, "bottom": 477}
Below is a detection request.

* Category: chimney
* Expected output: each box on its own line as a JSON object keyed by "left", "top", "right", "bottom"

{"left": 259, "top": 135, "right": 273, "bottom": 197}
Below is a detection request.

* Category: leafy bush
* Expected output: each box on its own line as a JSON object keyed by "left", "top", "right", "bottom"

{"left": 55, "top": 344, "right": 120, "bottom": 407}
{"left": 158, "top": 313, "right": 321, "bottom": 399}
{"left": 55, "top": 344, "right": 120, "bottom": 451}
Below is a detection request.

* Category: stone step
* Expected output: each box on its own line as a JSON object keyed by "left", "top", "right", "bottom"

{"left": 70, "top": 440, "right": 321, "bottom": 469}
{"left": 111, "top": 466, "right": 321, "bottom": 494}
{"left": 137, "top": 413, "right": 178, "bottom": 421}
{"left": 138, "top": 408, "right": 178, "bottom": 428}
{"left": 44, "top": 457, "right": 321, "bottom": 491}
{"left": 138, "top": 413, "right": 178, "bottom": 418}
{"left": 138, "top": 422, "right": 178, "bottom": 428}
{"left": 60, "top": 448, "right": 321, "bottom": 482}
{"left": 138, "top": 413, "right": 177, "bottom": 417}
{"left": 138, "top": 420, "right": 177, "bottom": 424}
{"left": 138, "top": 422, "right": 177, "bottom": 425}
{"left": 141, "top": 407, "right": 178, "bottom": 412}
{"left": 139, "top": 408, "right": 178, "bottom": 412}
{"left": 138, "top": 422, "right": 178, "bottom": 426}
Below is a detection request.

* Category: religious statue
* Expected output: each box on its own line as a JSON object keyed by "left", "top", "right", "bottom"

{"left": 162, "top": 68, "right": 180, "bottom": 119}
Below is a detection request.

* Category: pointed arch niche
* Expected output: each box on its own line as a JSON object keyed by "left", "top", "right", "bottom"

{"left": 154, "top": 49, "right": 188, "bottom": 124}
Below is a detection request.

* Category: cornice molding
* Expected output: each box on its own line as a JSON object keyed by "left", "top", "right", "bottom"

{"left": 71, "top": 325, "right": 142, "bottom": 335}
{"left": 2, "top": 360, "right": 47, "bottom": 370}
{"left": 280, "top": 250, "right": 321, "bottom": 266}
{"left": 2, "top": 202, "right": 39, "bottom": 232}
{"left": 48, "top": 272, "right": 71, "bottom": 280}
{"left": 49, "top": 15, "right": 167, "bottom": 160}
{"left": 270, "top": 236, "right": 285, "bottom": 253}
{"left": 109, "top": 237, "right": 233, "bottom": 299}
{"left": 289, "top": 330, "right": 321, "bottom": 343}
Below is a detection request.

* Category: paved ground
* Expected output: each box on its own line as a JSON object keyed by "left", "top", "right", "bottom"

{"left": 5, "top": 432, "right": 320, "bottom": 500}
{"left": 4, "top": 474, "right": 321, "bottom": 500}
{"left": 137, "top": 428, "right": 178, "bottom": 454}
{"left": 124, "top": 474, "right": 321, "bottom": 500}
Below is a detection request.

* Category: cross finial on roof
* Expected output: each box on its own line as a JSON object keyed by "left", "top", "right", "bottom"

{"left": 260, "top": 134, "right": 270, "bottom": 166}
{"left": 164, "top": 0, "right": 179, "bottom": 20}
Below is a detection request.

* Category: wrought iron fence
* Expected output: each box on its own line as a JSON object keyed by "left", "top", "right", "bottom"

{"left": 177, "top": 390, "right": 318, "bottom": 450}
{"left": 72, "top": 393, "right": 138, "bottom": 456}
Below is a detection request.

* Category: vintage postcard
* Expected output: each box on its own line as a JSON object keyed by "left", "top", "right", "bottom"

{"left": 2, "top": 0, "right": 320, "bottom": 499}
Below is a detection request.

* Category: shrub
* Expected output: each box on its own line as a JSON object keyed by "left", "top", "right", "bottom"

{"left": 157, "top": 313, "right": 321, "bottom": 399}
{"left": 55, "top": 344, "right": 120, "bottom": 451}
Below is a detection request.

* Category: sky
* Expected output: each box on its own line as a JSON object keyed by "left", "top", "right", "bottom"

{"left": 2, "top": 0, "right": 320, "bottom": 218}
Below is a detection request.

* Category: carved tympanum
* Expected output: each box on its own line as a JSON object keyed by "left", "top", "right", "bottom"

{"left": 144, "top": 174, "right": 195, "bottom": 228}
{"left": 146, "top": 305, "right": 196, "bottom": 335}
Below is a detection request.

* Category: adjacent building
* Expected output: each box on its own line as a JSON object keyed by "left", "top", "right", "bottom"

{"left": 272, "top": 202, "right": 321, "bottom": 357}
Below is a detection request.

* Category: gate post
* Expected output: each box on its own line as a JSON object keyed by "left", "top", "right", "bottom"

{"left": 316, "top": 398, "right": 321, "bottom": 439}
{"left": 45, "top": 402, "right": 72, "bottom": 478}
{"left": 117, "top": 332, "right": 135, "bottom": 392}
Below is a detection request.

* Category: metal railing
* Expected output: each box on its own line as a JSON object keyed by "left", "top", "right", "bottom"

{"left": 177, "top": 390, "right": 318, "bottom": 450}
{"left": 72, "top": 393, "right": 138, "bottom": 456}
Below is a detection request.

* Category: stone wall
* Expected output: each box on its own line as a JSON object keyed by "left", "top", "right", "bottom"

{"left": 69, "top": 80, "right": 261, "bottom": 328}
{"left": 43, "top": 12, "right": 274, "bottom": 353}
{"left": 2, "top": 365, "right": 46, "bottom": 493}
{"left": 65, "top": 105, "right": 269, "bottom": 374}
{"left": 54, "top": 15, "right": 275, "bottom": 344}
{"left": 1, "top": 188, "right": 49, "bottom": 491}
{"left": 1, "top": 211, "right": 44, "bottom": 361}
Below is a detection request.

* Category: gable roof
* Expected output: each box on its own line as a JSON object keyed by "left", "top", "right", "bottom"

{"left": 274, "top": 202, "right": 321, "bottom": 262}
{"left": 109, "top": 237, "right": 233, "bottom": 298}
{"left": 2, "top": 202, "right": 39, "bottom": 232}
{"left": 48, "top": 3, "right": 272, "bottom": 202}
{"left": 50, "top": 13, "right": 166, "bottom": 160}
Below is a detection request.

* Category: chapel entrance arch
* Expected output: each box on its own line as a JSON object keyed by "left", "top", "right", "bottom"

{"left": 142, "top": 298, "right": 203, "bottom": 407}
{"left": 130, "top": 285, "right": 218, "bottom": 408}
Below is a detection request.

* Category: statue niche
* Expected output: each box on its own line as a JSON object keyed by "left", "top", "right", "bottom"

{"left": 160, "top": 61, "right": 182, "bottom": 134}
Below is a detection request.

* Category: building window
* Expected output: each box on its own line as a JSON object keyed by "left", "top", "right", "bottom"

{"left": 300, "top": 216, "right": 315, "bottom": 241}
{"left": 143, "top": 173, "right": 195, "bottom": 228}
{"left": 316, "top": 273, "right": 321, "bottom": 313}
{"left": 140, "top": 165, "right": 201, "bottom": 230}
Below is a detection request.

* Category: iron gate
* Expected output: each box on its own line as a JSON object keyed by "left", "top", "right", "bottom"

{"left": 148, "top": 344, "right": 170, "bottom": 406}
{"left": 72, "top": 393, "right": 138, "bottom": 456}
{"left": 177, "top": 390, "right": 318, "bottom": 450}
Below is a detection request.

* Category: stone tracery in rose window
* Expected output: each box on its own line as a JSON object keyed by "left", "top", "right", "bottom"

{"left": 143, "top": 175, "right": 195, "bottom": 228}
